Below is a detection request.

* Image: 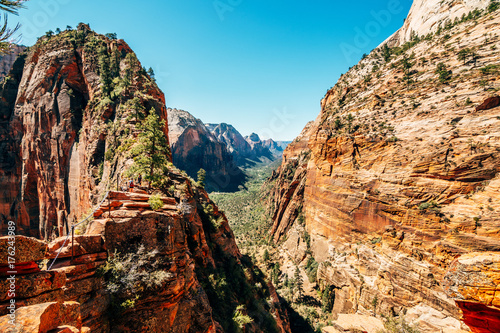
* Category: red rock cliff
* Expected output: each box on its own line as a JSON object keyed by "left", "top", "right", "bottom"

{"left": 268, "top": 2, "right": 500, "bottom": 332}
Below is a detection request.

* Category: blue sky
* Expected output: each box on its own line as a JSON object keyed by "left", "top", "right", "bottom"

{"left": 15, "top": 0, "right": 412, "bottom": 140}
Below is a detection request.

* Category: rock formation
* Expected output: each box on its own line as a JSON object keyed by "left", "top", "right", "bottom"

{"left": 0, "top": 184, "right": 290, "bottom": 332}
{"left": 207, "top": 123, "right": 276, "bottom": 165}
{"left": 167, "top": 108, "right": 246, "bottom": 192}
{"left": 0, "top": 25, "right": 291, "bottom": 332}
{"left": 0, "top": 24, "right": 168, "bottom": 239}
{"left": 0, "top": 45, "right": 26, "bottom": 82}
{"left": 267, "top": 1, "right": 500, "bottom": 331}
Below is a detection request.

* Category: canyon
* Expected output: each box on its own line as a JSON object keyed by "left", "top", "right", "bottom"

{"left": 266, "top": 0, "right": 500, "bottom": 332}
{"left": 0, "top": 25, "right": 290, "bottom": 332}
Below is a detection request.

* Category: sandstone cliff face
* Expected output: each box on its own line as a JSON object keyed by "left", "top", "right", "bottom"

{"left": 0, "top": 45, "right": 26, "bottom": 81}
{"left": 0, "top": 24, "right": 168, "bottom": 239}
{"left": 0, "top": 182, "right": 290, "bottom": 332}
{"left": 268, "top": 1, "right": 500, "bottom": 331}
{"left": 389, "top": 0, "right": 490, "bottom": 45}
{"left": 167, "top": 108, "right": 246, "bottom": 192}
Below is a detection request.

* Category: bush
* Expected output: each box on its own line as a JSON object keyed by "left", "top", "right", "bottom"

{"left": 148, "top": 194, "right": 163, "bottom": 210}
{"left": 233, "top": 305, "right": 253, "bottom": 330}
{"left": 378, "top": 315, "right": 421, "bottom": 333}
{"left": 435, "top": 63, "right": 452, "bottom": 83}
{"left": 98, "top": 245, "right": 171, "bottom": 311}
{"left": 321, "top": 285, "right": 335, "bottom": 313}
{"left": 305, "top": 256, "right": 319, "bottom": 283}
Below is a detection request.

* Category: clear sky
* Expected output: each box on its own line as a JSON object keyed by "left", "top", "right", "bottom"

{"left": 14, "top": 0, "right": 412, "bottom": 141}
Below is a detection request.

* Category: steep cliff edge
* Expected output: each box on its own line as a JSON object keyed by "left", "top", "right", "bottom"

{"left": 268, "top": 1, "right": 500, "bottom": 331}
{"left": 0, "top": 24, "right": 168, "bottom": 239}
{"left": 0, "top": 25, "right": 291, "bottom": 333}
{"left": 167, "top": 108, "right": 246, "bottom": 192}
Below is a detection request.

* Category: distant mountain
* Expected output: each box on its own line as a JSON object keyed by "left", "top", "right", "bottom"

{"left": 0, "top": 45, "right": 26, "bottom": 81}
{"left": 207, "top": 124, "right": 286, "bottom": 166}
{"left": 167, "top": 109, "right": 246, "bottom": 192}
{"left": 206, "top": 123, "right": 253, "bottom": 165}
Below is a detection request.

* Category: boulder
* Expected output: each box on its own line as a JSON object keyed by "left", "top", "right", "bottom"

{"left": 47, "top": 235, "right": 105, "bottom": 259}
{"left": 476, "top": 95, "right": 500, "bottom": 111}
{"left": 0, "top": 301, "right": 81, "bottom": 333}
{"left": 0, "top": 236, "right": 47, "bottom": 264}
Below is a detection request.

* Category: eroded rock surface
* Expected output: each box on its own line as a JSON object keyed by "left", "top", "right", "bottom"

{"left": 267, "top": 1, "right": 500, "bottom": 331}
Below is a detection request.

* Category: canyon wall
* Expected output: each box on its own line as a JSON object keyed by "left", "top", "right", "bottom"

{"left": 0, "top": 24, "right": 168, "bottom": 239}
{"left": 167, "top": 108, "right": 246, "bottom": 192}
{"left": 0, "top": 25, "right": 291, "bottom": 333}
{"left": 268, "top": 1, "right": 500, "bottom": 331}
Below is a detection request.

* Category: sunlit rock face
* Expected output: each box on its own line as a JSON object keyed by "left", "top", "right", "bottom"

{"left": 167, "top": 108, "right": 245, "bottom": 192}
{"left": 267, "top": 0, "right": 500, "bottom": 331}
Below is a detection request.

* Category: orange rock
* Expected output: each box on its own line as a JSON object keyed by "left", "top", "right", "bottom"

{"left": 0, "top": 301, "right": 81, "bottom": 333}
{"left": 47, "top": 235, "right": 105, "bottom": 259}
{"left": 0, "top": 236, "right": 47, "bottom": 264}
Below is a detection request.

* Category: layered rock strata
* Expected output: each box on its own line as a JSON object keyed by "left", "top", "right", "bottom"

{"left": 167, "top": 108, "right": 245, "bottom": 192}
{"left": 267, "top": 1, "right": 500, "bottom": 331}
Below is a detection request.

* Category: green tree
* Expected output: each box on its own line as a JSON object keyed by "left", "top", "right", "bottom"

{"left": 263, "top": 249, "right": 270, "bottom": 262}
{"left": 457, "top": 48, "right": 470, "bottom": 64}
{"left": 381, "top": 44, "right": 392, "bottom": 62}
{"left": 435, "top": 62, "right": 452, "bottom": 83}
{"left": 294, "top": 266, "right": 304, "bottom": 301}
{"left": 105, "top": 32, "right": 117, "bottom": 40}
{"left": 130, "top": 109, "right": 170, "bottom": 189}
{"left": 98, "top": 46, "right": 112, "bottom": 97}
{"left": 110, "top": 48, "right": 121, "bottom": 78}
{"left": 197, "top": 168, "right": 206, "bottom": 188}
{"left": 400, "top": 54, "right": 415, "bottom": 89}
{"left": 0, "top": 0, "right": 26, "bottom": 54}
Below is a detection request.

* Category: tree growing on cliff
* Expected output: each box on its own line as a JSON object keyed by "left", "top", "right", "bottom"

{"left": 294, "top": 265, "right": 304, "bottom": 302}
{"left": 129, "top": 109, "right": 170, "bottom": 189}
{"left": 197, "top": 168, "right": 206, "bottom": 188}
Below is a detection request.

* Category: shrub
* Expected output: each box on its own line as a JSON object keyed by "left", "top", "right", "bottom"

{"left": 435, "top": 63, "right": 452, "bottom": 83}
{"left": 305, "top": 256, "right": 319, "bottom": 283}
{"left": 379, "top": 315, "right": 421, "bottom": 333}
{"left": 233, "top": 305, "right": 253, "bottom": 330}
{"left": 148, "top": 194, "right": 163, "bottom": 210}
{"left": 321, "top": 285, "right": 335, "bottom": 313}
{"left": 98, "top": 245, "right": 171, "bottom": 311}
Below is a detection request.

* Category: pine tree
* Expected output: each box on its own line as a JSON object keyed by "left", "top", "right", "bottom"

{"left": 457, "top": 48, "right": 470, "bottom": 64}
{"left": 130, "top": 109, "right": 170, "bottom": 189}
{"left": 197, "top": 168, "right": 206, "bottom": 188}
{"left": 98, "top": 46, "right": 112, "bottom": 97}
{"left": 294, "top": 266, "right": 304, "bottom": 302}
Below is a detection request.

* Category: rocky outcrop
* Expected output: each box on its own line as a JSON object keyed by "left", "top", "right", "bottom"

{"left": 0, "top": 45, "right": 26, "bottom": 81}
{"left": 444, "top": 252, "right": 500, "bottom": 333}
{"left": 266, "top": 121, "right": 314, "bottom": 242}
{"left": 167, "top": 108, "right": 245, "bottom": 192}
{"left": 262, "top": 138, "right": 291, "bottom": 157}
{"left": 207, "top": 123, "right": 277, "bottom": 165}
{"left": 268, "top": 1, "right": 500, "bottom": 332}
{"left": 245, "top": 133, "right": 274, "bottom": 160}
{"left": 0, "top": 184, "right": 291, "bottom": 332}
{"left": 388, "top": 0, "right": 490, "bottom": 46}
{"left": 0, "top": 24, "right": 168, "bottom": 239}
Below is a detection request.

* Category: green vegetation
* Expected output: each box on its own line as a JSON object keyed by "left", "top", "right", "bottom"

{"left": 0, "top": 0, "right": 27, "bottom": 54}
{"left": 98, "top": 245, "right": 171, "bottom": 312}
{"left": 233, "top": 305, "right": 254, "bottom": 330}
{"left": 197, "top": 168, "right": 206, "bottom": 188}
{"left": 210, "top": 160, "right": 281, "bottom": 249}
{"left": 148, "top": 194, "right": 163, "bottom": 210}
{"left": 128, "top": 109, "right": 171, "bottom": 189}
{"left": 378, "top": 315, "right": 421, "bottom": 333}
{"left": 435, "top": 63, "right": 452, "bottom": 83}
